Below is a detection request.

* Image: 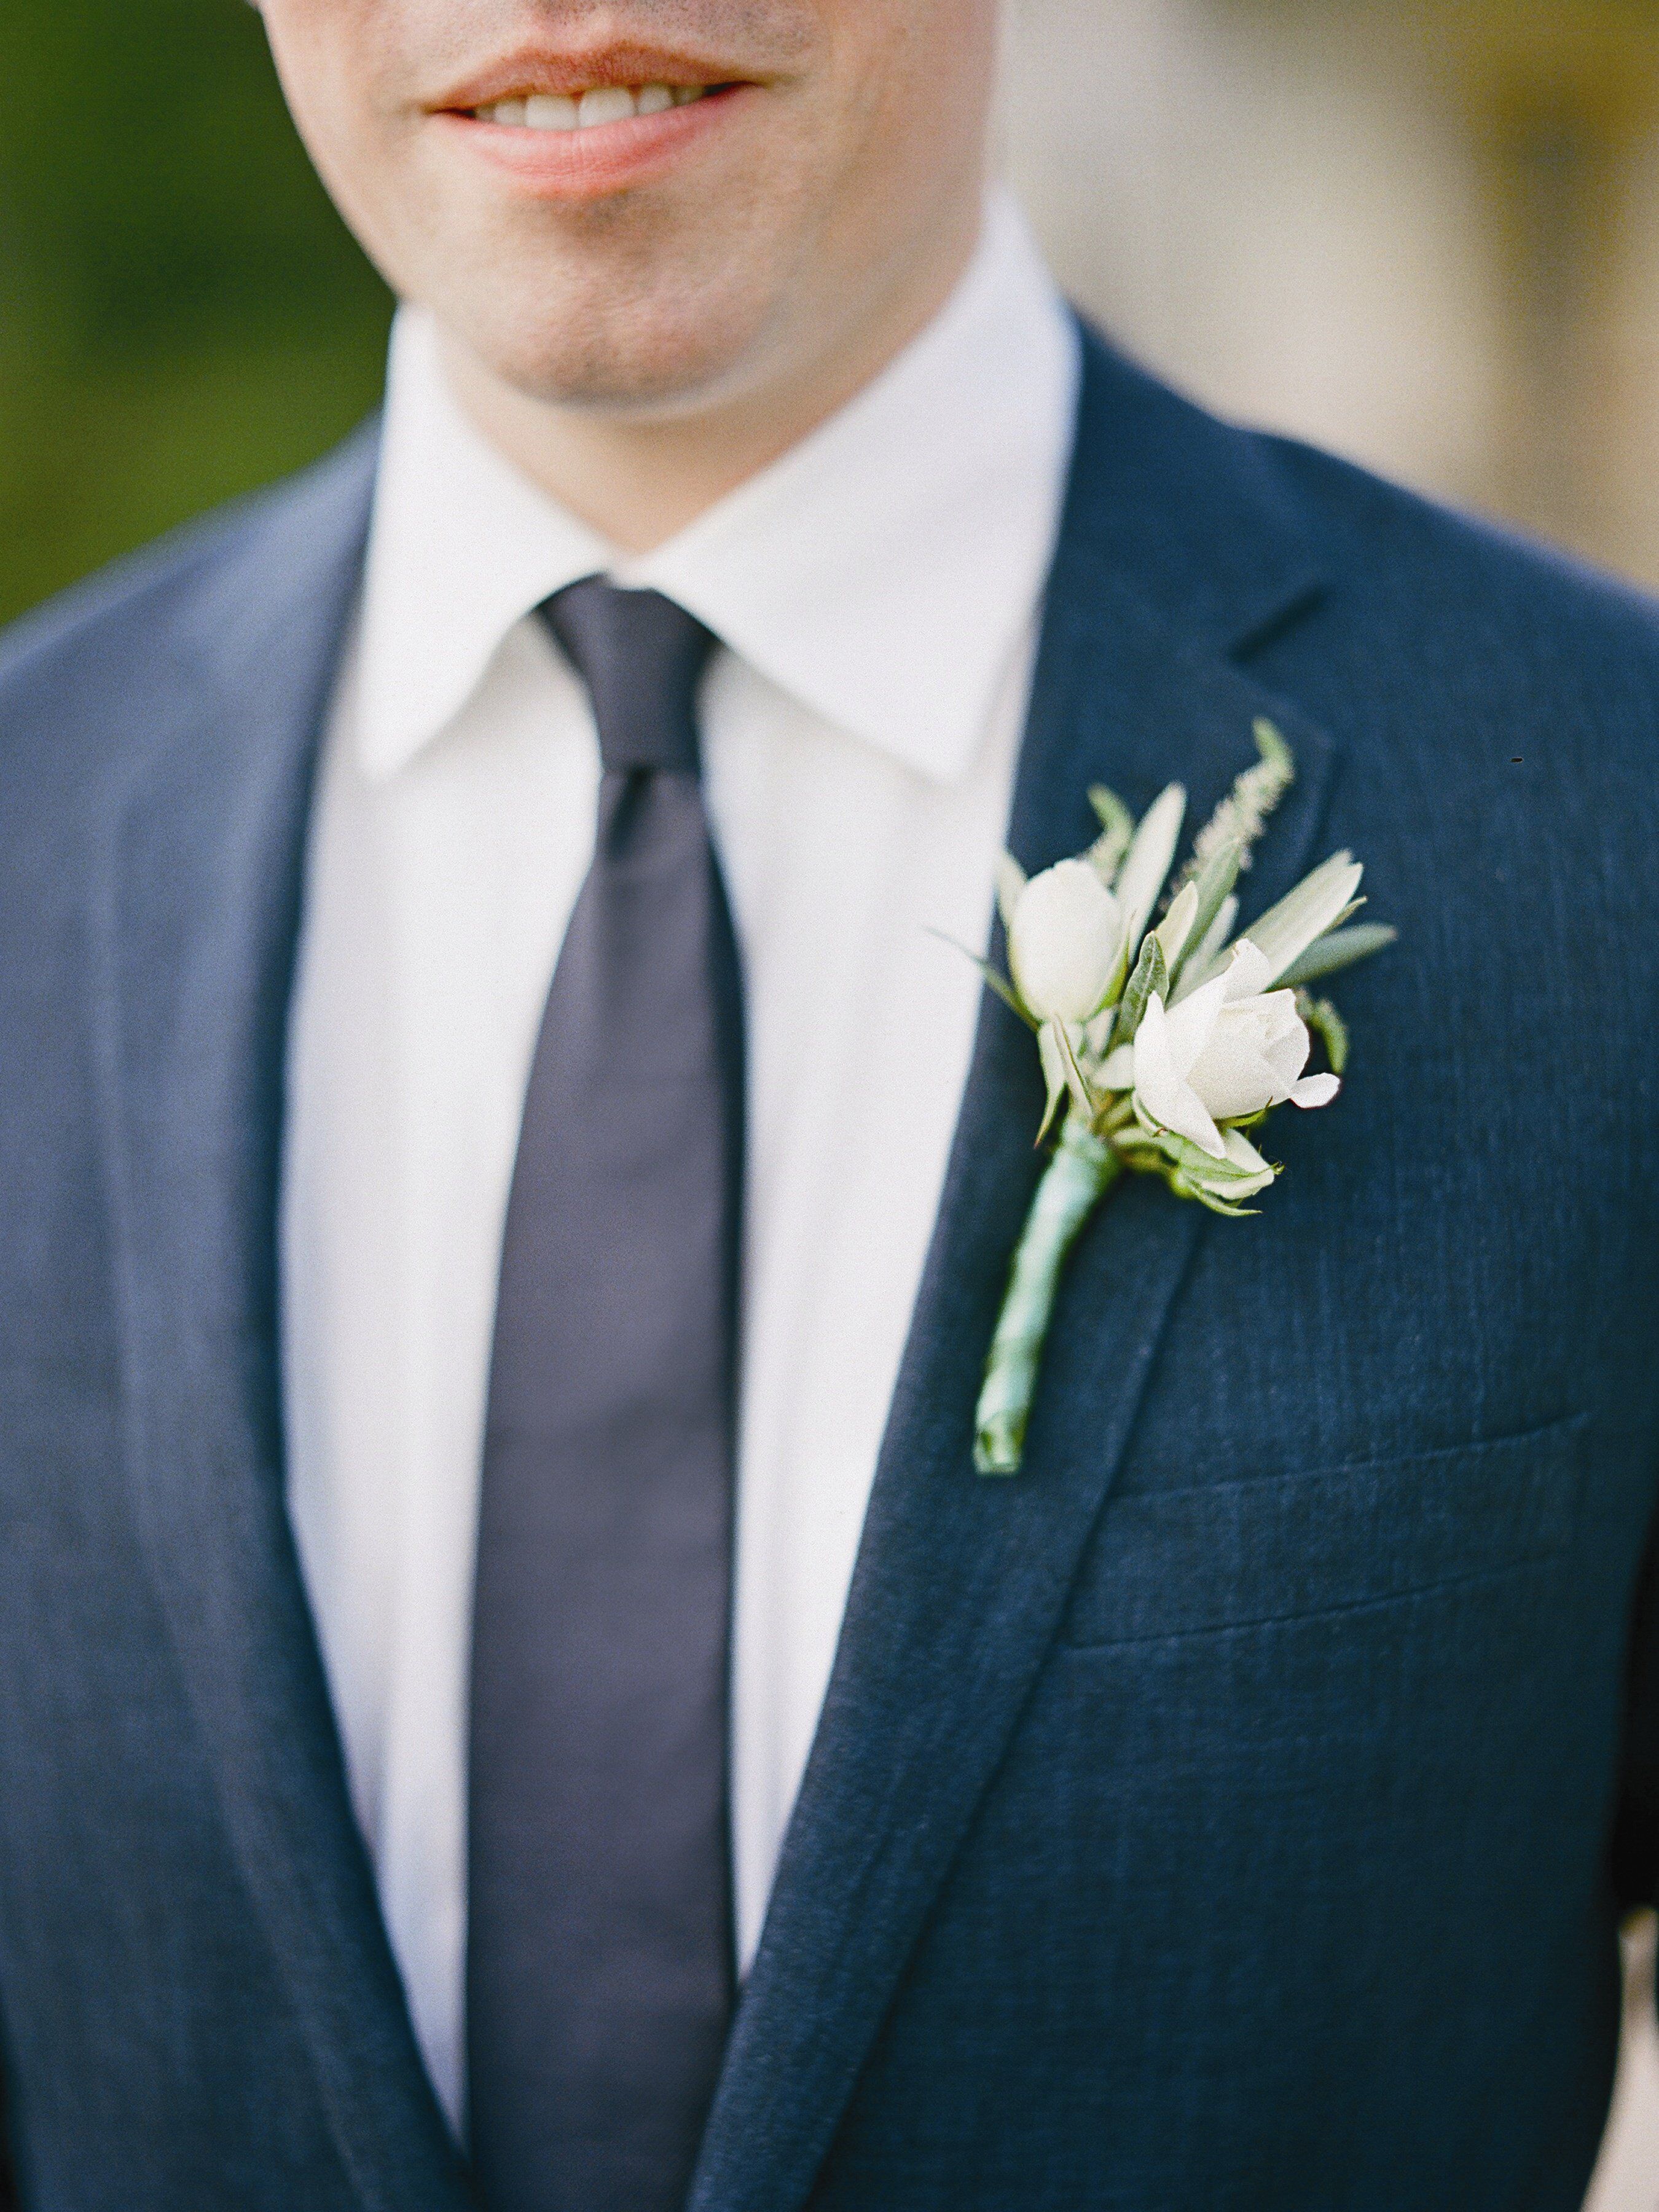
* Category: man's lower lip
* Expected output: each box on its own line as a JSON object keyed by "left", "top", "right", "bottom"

{"left": 433, "top": 85, "right": 750, "bottom": 198}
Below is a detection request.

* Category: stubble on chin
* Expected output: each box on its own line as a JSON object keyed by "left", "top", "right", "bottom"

{"left": 455, "top": 184, "right": 810, "bottom": 411}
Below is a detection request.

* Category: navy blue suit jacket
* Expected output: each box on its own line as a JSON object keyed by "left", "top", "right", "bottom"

{"left": 3, "top": 328, "right": 1659, "bottom": 2210}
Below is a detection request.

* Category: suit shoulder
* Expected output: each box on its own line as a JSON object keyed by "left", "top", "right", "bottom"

{"left": 1070, "top": 331, "right": 1659, "bottom": 708}
{"left": 1253, "top": 423, "right": 1659, "bottom": 671}
{"left": 0, "top": 423, "right": 378, "bottom": 735}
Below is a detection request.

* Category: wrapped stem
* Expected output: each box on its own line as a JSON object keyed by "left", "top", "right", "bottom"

{"left": 974, "top": 1118, "right": 1123, "bottom": 1475}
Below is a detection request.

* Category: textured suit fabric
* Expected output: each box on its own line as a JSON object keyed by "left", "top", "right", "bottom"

{"left": 468, "top": 582, "right": 739, "bottom": 2212}
{"left": 1, "top": 330, "right": 1658, "bottom": 2211}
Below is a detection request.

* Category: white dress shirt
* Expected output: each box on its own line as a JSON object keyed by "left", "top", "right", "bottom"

{"left": 280, "top": 189, "right": 1080, "bottom": 2125}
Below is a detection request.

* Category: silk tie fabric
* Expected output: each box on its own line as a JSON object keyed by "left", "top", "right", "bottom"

{"left": 466, "top": 579, "right": 742, "bottom": 2212}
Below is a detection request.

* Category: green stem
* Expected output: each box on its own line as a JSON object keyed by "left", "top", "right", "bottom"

{"left": 973, "top": 1118, "right": 1124, "bottom": 1476}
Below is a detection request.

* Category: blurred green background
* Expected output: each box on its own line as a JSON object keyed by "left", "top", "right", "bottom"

{"left": 0, "top": 0, "right": 391, "bottom": 629}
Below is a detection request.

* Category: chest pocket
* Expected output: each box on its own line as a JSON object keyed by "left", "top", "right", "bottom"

{"left": 1061, "top": 1411, "right": 1588, "bottom": 1648}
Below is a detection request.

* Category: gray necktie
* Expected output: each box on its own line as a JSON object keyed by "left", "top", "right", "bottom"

{"left": 466, "top": 579, "right": 742, "bottom": 2212}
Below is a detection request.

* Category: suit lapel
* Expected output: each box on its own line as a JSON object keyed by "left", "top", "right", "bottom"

{"left": 90, "top": 433, "right": 470, "bottom": 2211}
{"left": 690, "top": 332, "right": 1341, "bottom": 2212}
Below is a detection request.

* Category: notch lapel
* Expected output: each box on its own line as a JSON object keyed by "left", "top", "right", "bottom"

{"left": 90, "top": 434, "right": 469, "bottom": 2211}
{"left": 690, "top": 334, "right": 1341, "bottom": 2212}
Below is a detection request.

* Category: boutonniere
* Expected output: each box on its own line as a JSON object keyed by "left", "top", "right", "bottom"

{"left": 963, "top": 722, "right": 1394, "bottom": 1475}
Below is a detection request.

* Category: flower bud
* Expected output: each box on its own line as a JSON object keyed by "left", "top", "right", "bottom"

{"left": 1008, "top": 861, "right": 1124, "bottom": 1024}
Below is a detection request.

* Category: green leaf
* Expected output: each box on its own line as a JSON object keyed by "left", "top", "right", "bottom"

{"left": 1253, "top": 718, "right": 1293, "bottom": 777}
{"left": 1155, "top": 880, "right": 1201, "bottom": 971}
{"left": 1172, "top": 892, "right": 1241, "bottom": 1002}
{"left": 1173, "top": 725, "right": 1295, "bottom": 904}
{"left": 1081, "top": 1003, "right": 1118, "bottom": 1064}
{"left": 1171, "top": 839, "right": 1242, "bottom": 986}
{"left": 1116, "top": 785, "right": 1188, "bottom": 936}
{"left": 979, "top": 964, "right": 1038, "bottom": 1030}
{"left": 1277, "top": 922, "right": 1397, "bottom": 989}
{"left": 1116, "top": 1134, "right": 1271, "bottom": 1217}
{"left": 1154, "top": 1128, "right": 1274, "bottom": 1185}
{"left": 928, "top": 930, "right": 1039, "bottom": 1030}
{"left": 1035, "top": 1021, "right": 1068, "bottom": 1143}
{"left": 1296, "top": 992, "right": 1351, "bottom": 1076}
{"left": 1113, "top": 933, "right": 1167, "bottom": 1050}
{"left": 1088, "top": 783, "right": 1134, "bottom": 839}
{"left": 1242, "top": 851, "right": 1363, "bottom": 984}
{"left": 1048, "top": 1017, "right": 1095, "bottom": 1119}
{"left": 1172, "top": 1176, "right": 1263, "bottom": 1219}
{"left": 1085, "top": 783, "right": 1135, "bottom": 884}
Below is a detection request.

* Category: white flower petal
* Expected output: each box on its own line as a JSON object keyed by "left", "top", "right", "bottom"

{"left": 1261, "top": 1018, "right": 1312, "bottom": 1096}
{"left": 1134, "top": 994, "right": 1228, "bottom": 1158}
{"left": 1160, "top": 971, "right": 1229, "bottom": 1077}
{"left": 1183, "top": 986, "right": 1322, "bottom": 1121}
{"left": 1185, "top": 1018, "right": 1279, "bottom": 1121}
{"left": 1256, "top": 990, "right": 1303, "bottom": 1036}
{"left": 1008, "top": 861, "right": 1124, "bottom": 1023}
{"left": 1288, "top": 1072, "right": 1341, "bottom": 1109}
{"left": 1222, "top": 940, "right": 1273, "bottom": 1002}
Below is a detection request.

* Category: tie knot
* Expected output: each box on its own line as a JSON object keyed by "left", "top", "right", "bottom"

{"left": 541, "top": 579, "right": 718, "bottom": 776}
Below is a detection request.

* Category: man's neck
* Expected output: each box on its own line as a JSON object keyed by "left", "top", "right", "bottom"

{"left": 433, "top": 208, "right": 982, "bottom": 556}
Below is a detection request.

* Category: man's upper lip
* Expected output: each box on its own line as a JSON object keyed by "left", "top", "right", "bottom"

{"left": 431, "top": 44, "right": 750, "bottom": 110}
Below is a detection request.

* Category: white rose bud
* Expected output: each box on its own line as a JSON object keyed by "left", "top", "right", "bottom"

{"left": 1007, "top": 860, "right": 1124, "bottom": 1025}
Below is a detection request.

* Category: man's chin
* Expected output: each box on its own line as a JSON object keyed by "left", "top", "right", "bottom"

{"left": 433, "top": 278, "right": 786, "bottom": 421}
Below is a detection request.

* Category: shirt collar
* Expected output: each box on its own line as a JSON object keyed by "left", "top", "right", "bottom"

{"left": 354, "top": 189, "right": 1081, "bottom": 786}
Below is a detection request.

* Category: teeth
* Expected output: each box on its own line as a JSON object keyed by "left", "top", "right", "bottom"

{"left": 524, "top": 93, "right": 578, "bottom": 131}
{"left": 476, "top": 83, "right": 710, "bottom": 127}
{"left": 578, "top": 86, "right": 638, "bottom": 127}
